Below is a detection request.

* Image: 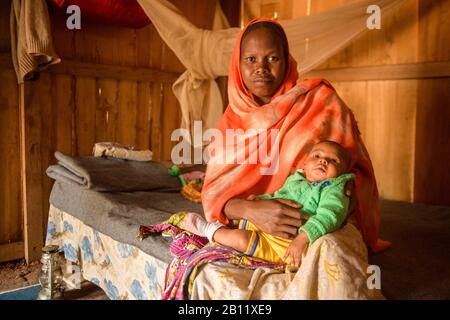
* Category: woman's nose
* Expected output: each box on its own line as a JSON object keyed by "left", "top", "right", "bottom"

{"left": 255, "top": 60, "right": 269, "bottom": 74}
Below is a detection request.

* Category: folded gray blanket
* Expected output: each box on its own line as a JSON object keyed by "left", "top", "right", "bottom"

{"left": 46, "top": 151, "right": 180, "bottom": 192}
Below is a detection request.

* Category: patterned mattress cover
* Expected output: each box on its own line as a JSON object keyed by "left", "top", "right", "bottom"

{"left": 47, "top": 205, "right": 167, "bottom": 300}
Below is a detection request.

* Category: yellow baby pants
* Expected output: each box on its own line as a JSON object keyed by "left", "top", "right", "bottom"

{"left": 239, "top": 219, "right": 292, "bottom": 264}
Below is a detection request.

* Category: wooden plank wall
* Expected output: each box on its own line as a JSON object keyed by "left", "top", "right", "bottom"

{"left": 0, "top": 0, "right": 23, "bottom": 261}
{"left": 243, "top": 0, "right": 450, "bottom": 206}
{"left": 0, "top": 0, "right": 221, "bottom": 262}
{"left": 414, "top": 0, "right": 450, "bottom": 206}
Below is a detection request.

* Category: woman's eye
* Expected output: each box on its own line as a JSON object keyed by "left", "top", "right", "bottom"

{"left": 269, "top": 56, "right": 279, "bottom": 62}
{"left": 246, "top": 57, "right": 256, "bottom": 63}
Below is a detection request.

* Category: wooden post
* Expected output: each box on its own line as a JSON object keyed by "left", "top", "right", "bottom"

{"left": 19, "top": 83, "right": 44, "bottom": 263}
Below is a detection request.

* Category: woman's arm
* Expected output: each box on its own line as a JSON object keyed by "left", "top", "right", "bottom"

{"left": 224, "top": 198, "right": 306, "bottom": 239}
{"left": 223, "top": 175, "right": 354, "bottom": 239}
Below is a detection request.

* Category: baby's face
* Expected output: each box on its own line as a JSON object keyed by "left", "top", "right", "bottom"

{"left": 240, "top": 28, "right": 287, "bottom": 105}
{"left": 303, "top": 143, "right": 349, "bottom": 182}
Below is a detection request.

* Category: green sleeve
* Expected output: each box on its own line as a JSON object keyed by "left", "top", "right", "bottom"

{"left": 299, "top": 183, "right": 350, "bottom": 244}
{"left": 256, "top": 193, "right": 275, "bottom": 200}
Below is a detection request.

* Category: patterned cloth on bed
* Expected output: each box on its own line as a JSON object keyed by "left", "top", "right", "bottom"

{"left": 139, "top": 219, "right": 285, "bottom": 299}
{"left": 46, "top": 205, "right": 384, "bottom": 300}
{"left": 46, "top": 205, "right": 167, "bottom": 300}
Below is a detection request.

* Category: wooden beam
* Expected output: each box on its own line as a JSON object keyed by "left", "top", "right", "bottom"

{"left": 46, "top": 60, "right": 450, "bottom": 82}
{"left": 47, "top": 60, "right": 179, "bottom": 83}
{"left": 19, "top": 83, "right": 44, "bottom": 263}
{"left": 0, "top": 242, "right": 24, "bottom": 263}
{"left": 0, "top": 53, "right": 179, "bottom": 83}
{"left": 3, "top": 53, "right": 450, "bottom": 82}
{"left": 303, "top": 61, "right": 450, "bottom": 81}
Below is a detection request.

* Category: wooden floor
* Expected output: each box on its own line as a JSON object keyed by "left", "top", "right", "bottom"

{"left": 0, "top": 259, "right": 109, "bottom": 300}
{"left": 64, "top": 281, "right": 109, "bottom": 300}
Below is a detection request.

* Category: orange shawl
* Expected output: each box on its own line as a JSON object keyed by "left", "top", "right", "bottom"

{"left": 201, "top": 18, "right": 390, "bottom": 253}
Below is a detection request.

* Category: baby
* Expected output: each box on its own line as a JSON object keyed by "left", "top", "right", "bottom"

{"left": 173, "top": 140, "right": 354, "bottom": 268}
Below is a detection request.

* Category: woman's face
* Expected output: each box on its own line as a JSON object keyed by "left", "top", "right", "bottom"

{"left": 240, "top": 28, "right": 287, "bottom": 106}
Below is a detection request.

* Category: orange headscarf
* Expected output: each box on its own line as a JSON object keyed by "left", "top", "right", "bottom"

{"left": 201, "top": 18, "right": 390, "bottom": 253}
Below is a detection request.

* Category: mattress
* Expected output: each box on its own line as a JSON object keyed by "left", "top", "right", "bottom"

{"left": 46, "top": 205, "right": 167, "bottom": 300}
{"left": 49, "top": 181, "right": 202, "bottom": 263}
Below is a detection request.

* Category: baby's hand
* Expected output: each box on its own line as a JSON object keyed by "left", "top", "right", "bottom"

{"left": 283, "top": 232, "right": 309, "bottom": 268}
{"left": 246, "top": 194, "right": 257, "bottom": 200}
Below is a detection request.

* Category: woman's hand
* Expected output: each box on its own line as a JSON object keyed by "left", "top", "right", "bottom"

{"left": 224, "top": 198, "right": 309, "bottom": 239}
{"left": 344, "top": 179, "right": 356, "bottom": 214}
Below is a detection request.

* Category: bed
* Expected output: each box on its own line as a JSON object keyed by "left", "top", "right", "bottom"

{"left": 44, "top": 154, "right": 450, "bottom": 300}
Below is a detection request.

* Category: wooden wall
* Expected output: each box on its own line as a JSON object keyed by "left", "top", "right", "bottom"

{"left": 0, "top": 0, "right": 229, "bottom": 263}
{"left": 0, "top": 0, "right": 23, "bottom": 263}
{"left": 243, "top": 0, "right": 450, "bottom": 206}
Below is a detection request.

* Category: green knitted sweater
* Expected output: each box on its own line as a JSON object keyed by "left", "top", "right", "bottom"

{"left": 258, "top": 171, "right": 355, "bottom": 244}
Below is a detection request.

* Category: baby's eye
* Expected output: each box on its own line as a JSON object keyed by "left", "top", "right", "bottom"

{"left": 313, "top": 154, "right": 320, "bottom": 159}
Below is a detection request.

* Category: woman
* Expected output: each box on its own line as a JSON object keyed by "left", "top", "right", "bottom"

{"left": 201, "top": 17, "right": 390, "bottom": 254}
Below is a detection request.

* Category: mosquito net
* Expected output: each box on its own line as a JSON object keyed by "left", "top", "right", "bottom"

{"left": 139, "top": 0, "right": 408, "bottom": 144}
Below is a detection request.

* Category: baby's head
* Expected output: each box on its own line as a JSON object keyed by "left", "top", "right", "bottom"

{"left": 303, "top": 141, "right": 351, "bottom": 182}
